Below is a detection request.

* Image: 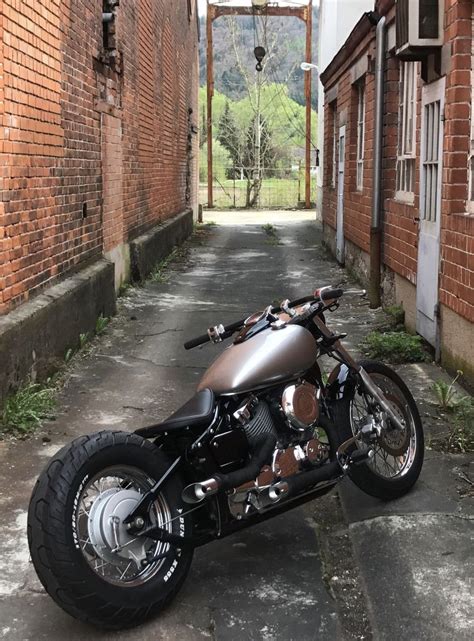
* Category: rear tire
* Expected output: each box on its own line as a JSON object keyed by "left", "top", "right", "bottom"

{"left": 28, "top": 431, "right": 193, "bottom": 629}
{"left": 347, "top": 360, "right": 424, "bottom": 500}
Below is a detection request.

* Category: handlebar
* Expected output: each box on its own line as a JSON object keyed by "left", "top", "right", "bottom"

{"left": 183, "top": 288, "right": 346, "bottom": 350}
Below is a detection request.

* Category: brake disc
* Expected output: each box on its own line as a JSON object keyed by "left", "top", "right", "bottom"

{"left": 376, "top": 396, "right": 410, "bottom": 457}
{"left": 88, "top": 488, "right": 147, "bottom": 566}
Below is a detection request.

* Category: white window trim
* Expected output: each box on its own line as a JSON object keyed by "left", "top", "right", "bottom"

{"left": 356, "top": 82, "right": 365, "bottom": 191}
{"left": 395, "top": 61, "right": 417, "bottom": 204}
{"left": 331, "top": 104, "right": 337, "bottom": 189}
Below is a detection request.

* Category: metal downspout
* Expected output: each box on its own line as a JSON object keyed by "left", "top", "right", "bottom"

{"left": 369, "top": 15, "right": 386, "bottom": 308}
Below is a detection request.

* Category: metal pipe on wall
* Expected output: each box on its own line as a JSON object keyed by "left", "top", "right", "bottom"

{"left": 369, "top": 14, "right": 386, "bottom": 309}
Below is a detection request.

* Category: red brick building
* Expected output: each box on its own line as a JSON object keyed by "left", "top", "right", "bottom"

{"left": 320, "top": 0, "right": 474, "bottom": 381}
{"left": 0, "top": 0, "right": 199, "bottom": 398}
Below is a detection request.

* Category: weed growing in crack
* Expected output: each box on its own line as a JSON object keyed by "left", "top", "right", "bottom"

{"left": 95, "top": 314, "right": 110, "bottom": 335}
{"left": 262, "top": 223, "right": 281, "bottom": 246}
{"left": 150, "top": 246, "right": 188, "bottom": 283}
{"left": 1, "top": 379, "right": 57, "bottom": 436}
{"left": 429, "top": 371, "right": 474, "bottom": 453}
{"left": 432, "top": 370, "right": 463, "bottom": 410}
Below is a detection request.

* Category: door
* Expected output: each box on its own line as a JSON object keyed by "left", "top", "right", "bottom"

{"left": 336, "top": 125, "right": 346, "bottom": 264}
{"left": 416, "top": 78, "right": 445, "bottom": 347}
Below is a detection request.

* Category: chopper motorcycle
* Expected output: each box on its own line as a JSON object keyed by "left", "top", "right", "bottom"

{"left": 28, "top": 286, "right": 424, "bottom": 629}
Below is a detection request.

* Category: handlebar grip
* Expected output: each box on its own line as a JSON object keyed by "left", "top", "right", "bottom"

{"left": 319, "top": 288, "right": 344, "bottom": 301}
{"left": 184, "top": 333, "right": 210, "bottom": 350}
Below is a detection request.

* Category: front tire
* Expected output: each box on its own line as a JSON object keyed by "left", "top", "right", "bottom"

{"left": 347, "top": 360, "right": 424, "bottom": 500}
{"left": 28, "top": 431, "right": 193, "bottom": 629}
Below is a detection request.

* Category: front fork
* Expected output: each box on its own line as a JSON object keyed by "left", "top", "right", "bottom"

{"left": 313, "top": 316, "right": 405, "bottom": 433}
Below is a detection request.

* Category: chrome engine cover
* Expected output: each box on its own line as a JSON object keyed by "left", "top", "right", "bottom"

{"left": 228, "top": 438, "right": 328, "bottom": 519}
{"left": 281, "top": 381, "right": 319, "bottom": 430}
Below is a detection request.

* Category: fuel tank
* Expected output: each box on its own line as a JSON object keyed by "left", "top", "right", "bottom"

{"left": 197, "top": 325, "right": 318, "bottom": 396}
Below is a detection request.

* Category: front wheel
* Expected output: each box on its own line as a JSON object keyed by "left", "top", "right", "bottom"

{"left": 347, "top": 360, "right": 424, "bottom": 500}
{"left": 28, "top": 431, "right": 193, "bottom": 629}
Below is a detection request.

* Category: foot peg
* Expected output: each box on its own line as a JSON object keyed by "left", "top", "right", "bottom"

{"left": 348, "top": 447, "right": 374, "bottom": 466}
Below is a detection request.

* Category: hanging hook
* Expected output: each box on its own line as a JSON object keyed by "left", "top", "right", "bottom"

{"left": 254, "top": 46, "right": 266, "bottom": 73}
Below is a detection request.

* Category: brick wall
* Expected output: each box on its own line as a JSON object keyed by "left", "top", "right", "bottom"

{"left": 0, "top": 0, "right": 199, "bottom": 315}
{"left": 321, "top": 0, "right": 473, "bottom": 326}
{"left": 439, "top": 0, "right": 474, "bottom": 322}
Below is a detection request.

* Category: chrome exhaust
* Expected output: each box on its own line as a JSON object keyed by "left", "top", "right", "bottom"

{"left": 182, "top": 478, "right": 220, "bottom": 504}
{"left": 268, "top": 481, "right": 289, "bottom": 503}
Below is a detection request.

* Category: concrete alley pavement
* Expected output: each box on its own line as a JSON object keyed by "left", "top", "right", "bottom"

{"left": 0, "top": 211, "right": 472, "bottom": 640}
{"left": 0, "top": 213, "right": 349, "bottom": 641}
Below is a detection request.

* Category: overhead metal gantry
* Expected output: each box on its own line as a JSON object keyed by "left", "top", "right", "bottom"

{"left": 206, "top": 0, "right": 314, "bottom": 209}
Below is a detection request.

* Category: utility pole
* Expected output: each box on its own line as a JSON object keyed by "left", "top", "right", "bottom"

{"left": 255, "top": 68, "right": 262, "bottom": 207}
{"left": 206, "top": 5, "right": 214, "bottom": 208}
{"left": 304, "top": 1, "right": 313, "bottom": 209}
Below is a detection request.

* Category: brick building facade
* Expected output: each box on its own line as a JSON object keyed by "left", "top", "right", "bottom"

{"left": 0, "top": 0, "right": 199, "bottom": 313}
{"left": 0, "top": 0, "right": 199, "bottom": 399}
{"left": 320, "top": 0, "right": 474, "bottom": 381}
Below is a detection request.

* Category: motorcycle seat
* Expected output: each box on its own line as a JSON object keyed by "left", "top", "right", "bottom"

{"left": 135, "top": 388, "right": 215, "bottom": 438}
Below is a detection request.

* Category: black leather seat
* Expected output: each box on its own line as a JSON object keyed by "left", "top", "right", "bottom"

{"left": 135, "top": 388, "right": 215, "bottom": 438}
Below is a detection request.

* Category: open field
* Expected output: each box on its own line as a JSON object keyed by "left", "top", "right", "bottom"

{"left": 199, "top": 177, "right": 317, "bottom": 209}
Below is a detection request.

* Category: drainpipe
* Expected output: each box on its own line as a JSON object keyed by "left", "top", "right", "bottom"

{"left": 368, "top": 13, "right": 386, "bottom": 309}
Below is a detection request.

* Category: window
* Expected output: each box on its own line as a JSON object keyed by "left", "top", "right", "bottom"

{"left": 356, "top": 82, "right": 365, "bottom": 191}
{"left": 396, "top": 61, "right": 417, "bottom": 200}
{"left": 331, "top": 103, "right": 337, "bottom": 188}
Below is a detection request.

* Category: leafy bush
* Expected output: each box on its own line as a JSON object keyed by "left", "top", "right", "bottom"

{"left": 362, "top": 331, "right": 429, "bottom": 364}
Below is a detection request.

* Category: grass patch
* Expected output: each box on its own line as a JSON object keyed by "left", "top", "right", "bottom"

{"left": 383, "top": 305, "right": 405, "bottom": 328}
{"left": 361, "top": 330, "right": 429, "bottom": 364}
{"left": 1, "top": 380, "right": 57, "bottom": 436}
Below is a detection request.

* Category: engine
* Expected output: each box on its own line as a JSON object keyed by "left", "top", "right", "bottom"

{"left": 228, "top": 384, "right": 328, "bottom": 518}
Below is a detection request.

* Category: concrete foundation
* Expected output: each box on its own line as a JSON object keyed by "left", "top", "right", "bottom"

{"left": 394, "top": 274, "right": 417, "bottom": 333}
{"left": 104, "top": 243, "right": 131, "bottom": 293}
{"left": 130, "top": 209, "right": 193, "bottom": 281}
{"left": 0, "top": 260, "right": 116, "bottom": 404}
{"left": 439, "top": 304, "right": 474, "bottom": 384}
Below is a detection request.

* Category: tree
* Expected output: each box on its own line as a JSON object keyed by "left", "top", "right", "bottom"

{"left": 216, "top": 101, "right": 241, "bottom": 177}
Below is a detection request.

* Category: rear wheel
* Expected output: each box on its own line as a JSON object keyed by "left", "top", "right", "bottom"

{"left": 348, "top": 361, "right": 424, "bottom": 500}
{"left": 28, "top": 431, "right": 193, "bottom": 629}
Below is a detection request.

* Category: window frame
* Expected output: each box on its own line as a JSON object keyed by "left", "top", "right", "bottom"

{"left": 330, "top": 102, "right": 337, "bottom": 189}
{"left": 355, "top": 81, "right": 365, "bottom": 191}
{"left": 395, "top": 61, "right": 417, "bottom": 204}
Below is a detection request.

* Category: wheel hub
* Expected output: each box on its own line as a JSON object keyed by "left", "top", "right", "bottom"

{"left": 376, "top": 401, "right": 410, "bottom": 457}
{"left": 88, "top": 488, "right": 147, "bottom": 566}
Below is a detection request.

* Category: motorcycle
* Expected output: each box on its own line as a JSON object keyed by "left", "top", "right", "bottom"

{"left": 28, "top": 286, "right": 424, "bottom": 629}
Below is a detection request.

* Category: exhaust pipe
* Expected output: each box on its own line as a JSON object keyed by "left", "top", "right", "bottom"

{"left": 182, "top": 433, "right": 277, "bottom": 504}
{"left": 182, "top": 478, "right": 220, "bottom": 504}
{"left": 268, "top": 481, "right": 289, "bottom": 503}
